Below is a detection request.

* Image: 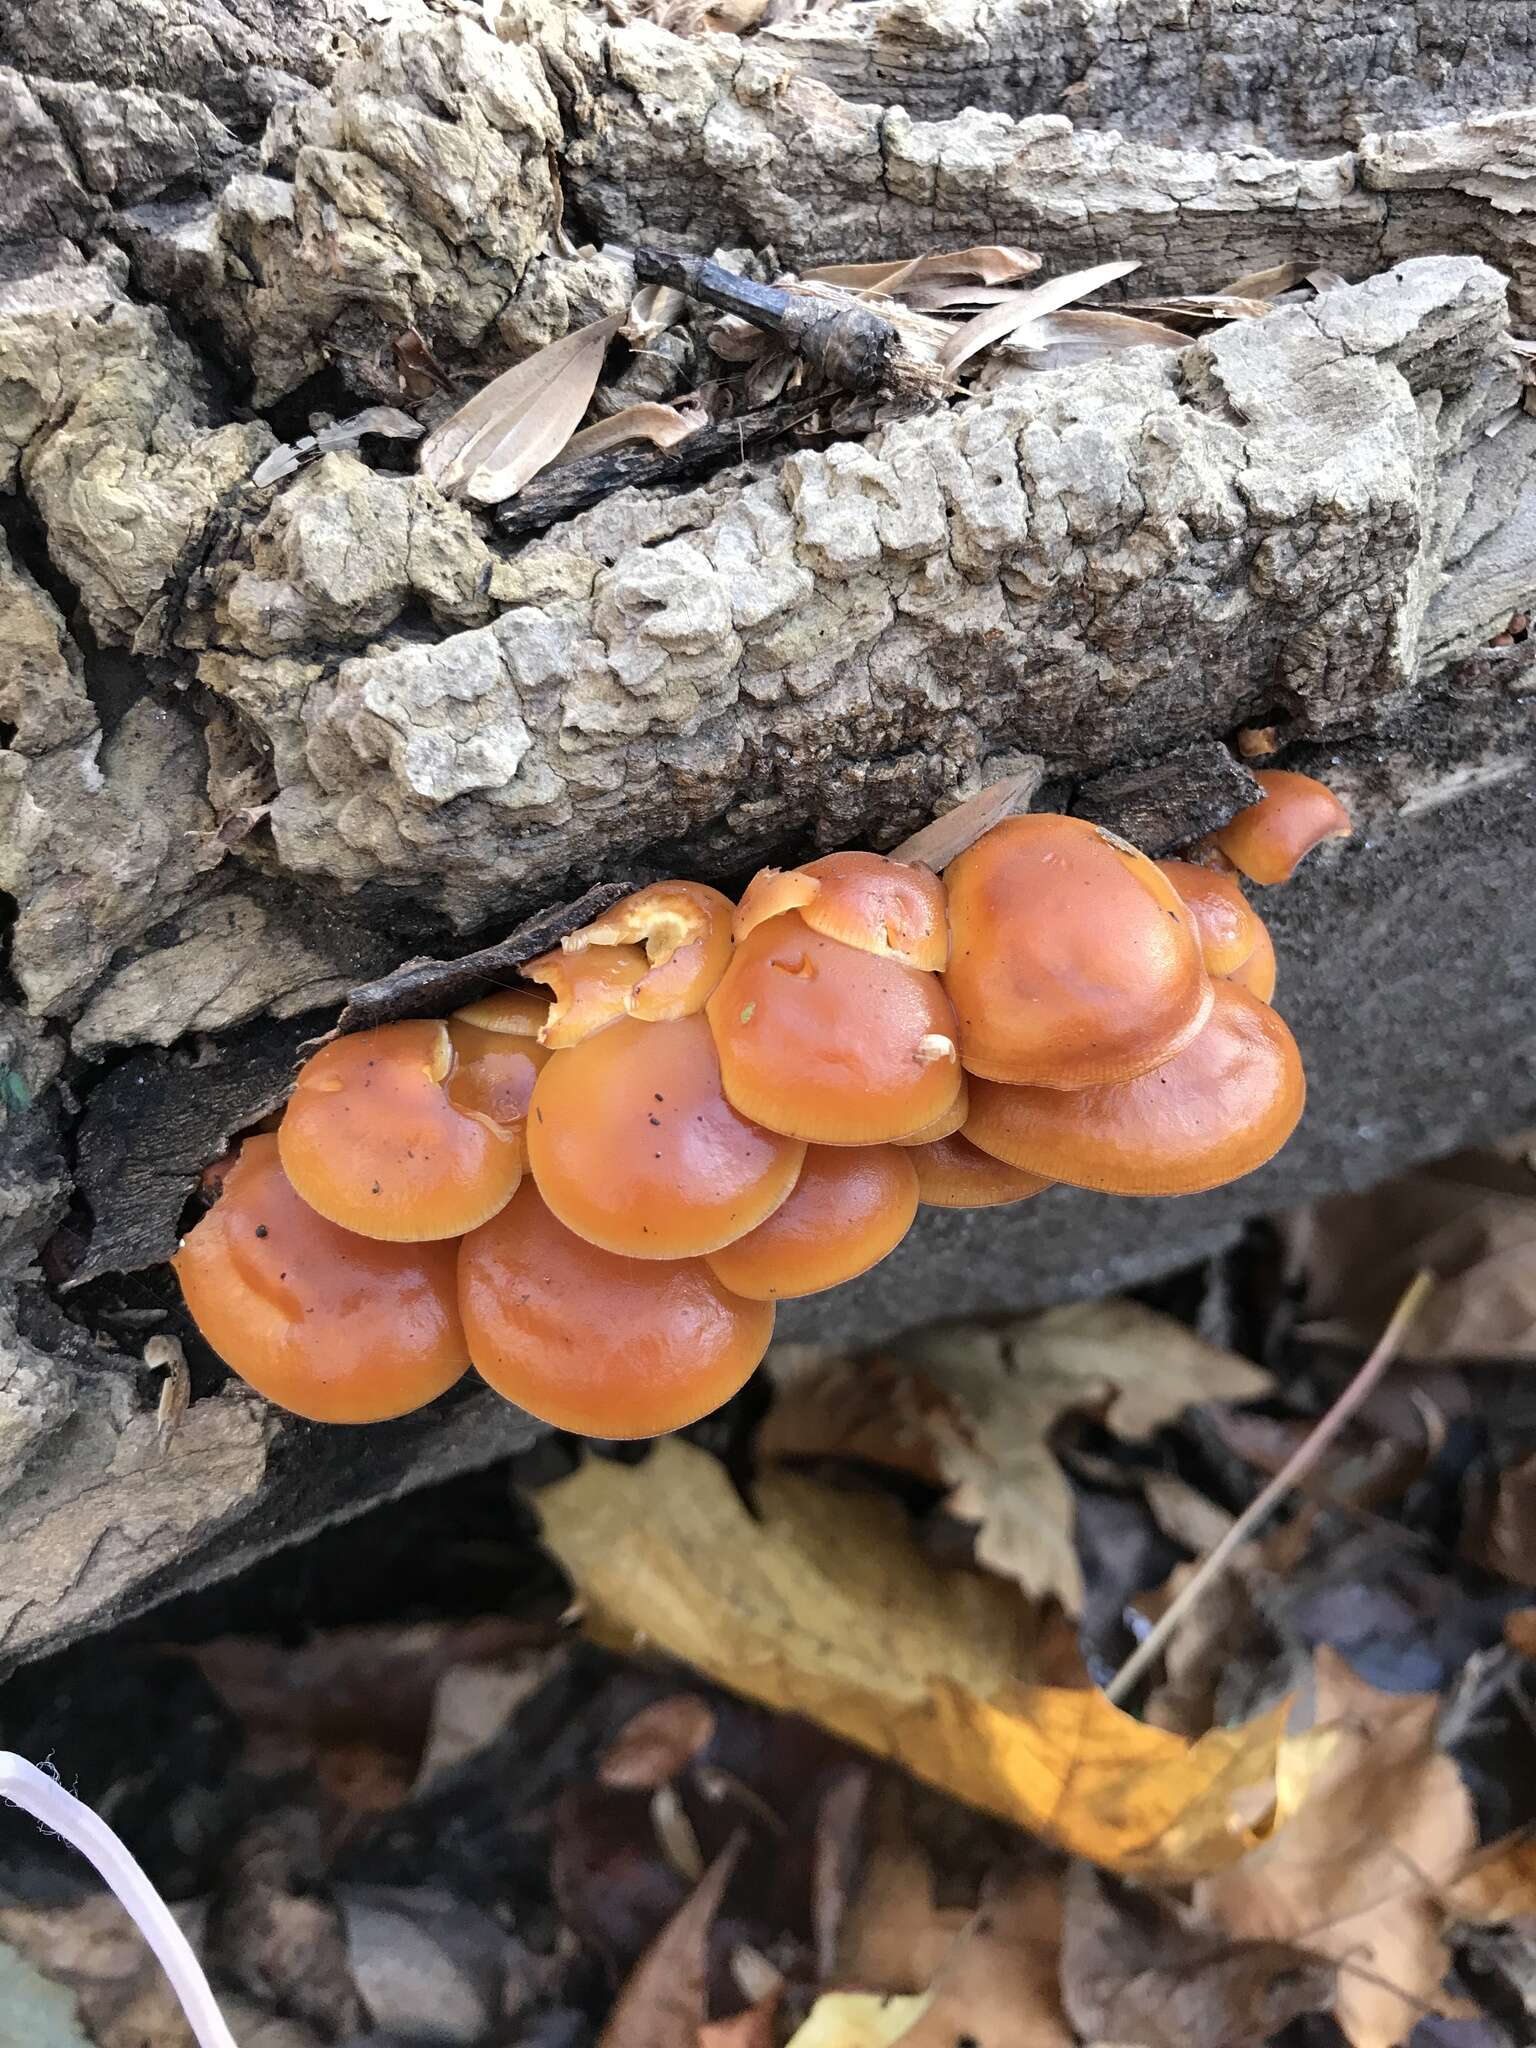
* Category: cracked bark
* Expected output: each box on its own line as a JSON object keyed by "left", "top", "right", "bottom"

{"left": 0, "top": 0, "right": 1533, "bottom": 1667}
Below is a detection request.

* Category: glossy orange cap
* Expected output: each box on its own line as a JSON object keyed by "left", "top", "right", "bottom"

{"left": 447, "top": 991, "right": 552, "bottom": 1173}
{"left": 1208, "top": 771, "right": 1352, "bottom": 885}
{"left": 526, "top": 1012, "right": 805, "bottom": 1259}
{"left": 279, "top": 1020, "right": 522, "bottom": 1240}
{"left": 1157, "top": 859, "right": 1263, "bottom": 977}
{"left": 173, "top": 1135, "right": 468, "bottom": 1423}
{"left": 735, "top": 851, "right": 949, "bottom": 971}
{"left": 943, "top": 816, "right": 1212, "bottom": 1089}
{"left": 522, "top": 942, "right": 649, "bottom": 1048}
{"left": 706, "top": 912, "right": 962, "bottom": 1145}
{"left": 907, "top": 1132, "right": 1054, "bottom": 1210}
{"left": 964, "top": 982, "right": 1304, "bottom": 1196}
{"left": 1226, "top": 916, "right": 1277, "bottom": 1002}
{"left": 705, "top": 1145, "right": 918, "bottom": 1300}
{"left": 459, "top": 1182, "right": 774, "bottom": 1437}
{"left": 893, "top": 1076, "right": 970, "bottom": 1147}
{"left": 561, "top": 880, "right": 735, "bottom": 1021}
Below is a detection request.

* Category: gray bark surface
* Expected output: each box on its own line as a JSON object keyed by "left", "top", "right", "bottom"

{"left": 0, "top": 0, "right": 1532, "bottom": 1665}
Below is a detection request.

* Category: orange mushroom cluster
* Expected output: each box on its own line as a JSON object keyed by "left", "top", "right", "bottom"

{"left": 174, "top": 771, "right": 1351, "bottom": 1437}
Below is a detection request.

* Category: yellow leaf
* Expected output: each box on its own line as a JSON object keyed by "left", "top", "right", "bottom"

{"left": 1444, "top": 1833, "right": 1536, "bottom": 1924}
{"left": 784, "top": 1992, "right": 929, "bottom": 2048}
{"left": 538, "top": 1441, "right": 1284, "bottom": 1880}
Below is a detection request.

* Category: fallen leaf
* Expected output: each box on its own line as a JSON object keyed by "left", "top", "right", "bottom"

{"left": 418, "top": 313, "right": 623, "bottom": 503}
{"left": 596, "top": 1834, "right": 742, "bottom": 2048}
{"left": 891, "top": 1871, "right": 1072, "bottom": 2047}
{"left": 938, "top": 260, "right": 1141, "bottom": 373}
{"left": 785, "top": 1992, "right": 929, "bottom": 2048}
{"left": 538, "top": 1441, "right": 1286, "bottom": 1878}
{"left": 1199, "top": 1647, "right": 1478, "bottom": 2048}
{"left": 599, "top": 1694, "right": 718, "bottom": 1789}
{"left": 801, "top": 246, "right": 1041, "bottom": 297}
{"left": 1283, "top": 1147, "right": 1536, "bottom": 1363}
{"left": 1445, "top": 1834, "right": 1536, "bottom": 1924}
{"left": 1221, "top": 260, "right": 1312, "bottom": 297}
{"left": 996, "top": 307, "right": 1190, "bottom": 368}
{"left": 890, "top": 770, "right": 1044, "bottom": 870}
{"left": 1504, "top": 1608, "right": 1536, "bottom": 1655}
{"left": 0, "top": 1896, "right": 198, "bottom": 2048}
{"left": 700, "top": 1992, "right": 780, "bottom": 2047}
{"left": 836, "top": 1785, "right": 972, "bottom": 1993}
{"left": 1060, "top": 1864, "right": 1334, "bottom": 2047}
{"left": 554, "top": 402, "right": 704, "bottom": 468}
{"left": 1120, "top": 292, "right": 1275, "bottom": 324}
{"left": 624, "top": 283, "right": 688, "bottom": 345}
{"left": 765, "top": 1304, "right": 1270, "bottom": 1610}
{"left": 252, "top": 405, "right": 423, "bottom": 487}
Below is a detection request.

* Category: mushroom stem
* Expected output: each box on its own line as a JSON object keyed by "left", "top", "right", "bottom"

{"left": 0, "top": 1752, "right": 240, "bottom": 2048}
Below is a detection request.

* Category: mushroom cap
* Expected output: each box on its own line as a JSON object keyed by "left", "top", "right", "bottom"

{"left": 526, "top": 1012, "right": 806, "bottom": 1259}
{"left": 459, "top": 1181, "right": 774, "bottom": 1437}
{"left": 704, "top": 1144, "right": 919, "bottom": 1300}
{"left": 943, "top": 815, "right": 1212, "bottom": 1089}
{"left": 893, "top": 1076, "right": 971, "bottom": 1146}
{"left": 735, "top": 851, "right": 949, "bottom": 971}
{"left": 1209, "top": 770, "right": 1352, "bottom": 885}
{"left": 964, "top": 981, "right": 1304, "bottom": 1196}
{"left": 452, "top": 989, "right": 548, "bottom": 1036}
{"left": 173, "top": 1135, "right": 468, "bottom": 1423}
{"left": 523, "top": 942, "right": 650, "bottom": 1048}
{"left": 1226, "top": 916, "right": 1277, "bottom": 1002}
{"left": 445, "top": 1007, "right": 552, "bottom": 1174}
{"left": 907, "top": 1133, "right": 1054, "bottom": 1210}
{"left": 705, "top": 912, "right": 963, "bottom": 1144}
{"left": 279, "top": 1019, "right": 523, "bottom": 1241}
{"left": 1156, "top": 859, "right": 1263, "bottom": 977}
{"left": 562, "top": 880, "right": 735, "bottom": 1022}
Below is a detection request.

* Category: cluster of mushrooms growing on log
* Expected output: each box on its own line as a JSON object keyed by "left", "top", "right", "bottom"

{"left": 174, "top": 771, "right": 1351, "bottom": 1438}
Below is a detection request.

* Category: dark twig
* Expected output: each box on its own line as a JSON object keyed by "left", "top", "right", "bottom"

{"left": 494, "top": 395, "right": 823, "bottom": 540}
{"left": 633, "top": 247, "right": 902, "bottom": 395}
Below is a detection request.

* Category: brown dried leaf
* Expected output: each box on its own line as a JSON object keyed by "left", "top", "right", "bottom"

{"left": 1001, "top": 307, "right": 1190, "bottom": 368}
{"left": 539, "top": 1441, "right": 1289, "bottom": 1880}
{"left": 1061, "top": 1865, "right": 1334, "bottom": 2047}
{"left": 419, "top": 312, "right": 623, "bottom": 503}
{"left": 700, "top": 1993, "right": 780, "bottom": 2048}
{"left": 801, "top": 246, "right": 1041, "bottom": 297}
{"left": 1221, "top": 260, "right": 1311, "bottom": 297}
{"left": 1199, "top": 1648, "right": 1478, "bottom": 2048}
{"left": 596, "top": 1835, "right": 743, "bottom": 2048}
{"left": 598, "top": 1694, "right": 718, "bottom": 1789}
{"left": 1120, "top": 292, "right": 1275, "bottom": 324}
{"left": 555, "top": 402, "right": 704, "bottom": 467}
{"left": 836, "top": 1786, "right": 970, "bottom": 1994}
{"left": 1445, "top": 1833, "right": 1536, "bottom": 1924}
{"left": 938, "top": 260, "right": 1140, "bottom": 373}
{"left": 889, "top": 769, "right": 1043, "bottom": 869}
{"left": 1284, "top": 1146, "right": 1536, "bottom": 1363}
{"left": 765, "top": 1304, "right": 1271, "bottom": 1611}
{"left": 890, "top": 1872, "right": 1072, "bottom": 2047}
{"left": 624, "top": 283, "right": 688, "bottom": 345}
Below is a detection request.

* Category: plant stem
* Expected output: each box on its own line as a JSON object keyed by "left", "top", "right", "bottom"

{"left": 1105, "top": 1269, "right": 1435, "bottom": 1707}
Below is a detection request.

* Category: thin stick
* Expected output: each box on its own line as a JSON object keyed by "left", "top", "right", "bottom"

{"left": 0, "top": 1753, "right": 240, "bottom": 2048}
{"left": 1105, "top": 1270, "right": 1435, "bottom": 1706}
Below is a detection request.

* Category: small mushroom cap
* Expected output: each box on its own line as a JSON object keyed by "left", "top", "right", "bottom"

{"left": 279, "top": 1019, "right": 522, "bottom": 1241}
{"left": 943, "top": 815, "right": 1212, "bottom": 1088}
{"left": 1225, "top": 916, "right": 1277, "bottom": 1002}
{"left": 459, "top": 1181, "right": 774, "bottom": 1438}
{"left": 705, "top": 912, "right": 963, "bottom": 1145}
{"left": 173, "top": 1135, "right": 468, "bottom": 1423}
{"left": 705, "top": 1144, "right": 919, "bottom": 1300}
{"left": 446, "top": 1010, "right": 552, "bottom": 1174}
{"left": 526, "top": 1012, "right": 806, "bottom": 1259}
{"left": 964, "top": 981, "right": 1304, "bottom": 1196}
{"left": 1157, "top": 859, "right": 1263, "bottom": 976}
{"left": 562, "top": 880, "right": 735, "bottom": 1021}
{"left": 523, "top": 942, "right": 650, "bottom": 1048}
{"left": 1208, "top": 770, "right": 1352, "bottom": 885}
{"left": 452, "top": 989, "right": 548, "bottom": 1036}
{"left": 735, "top": 851, "right": 949, "bottom": 970}
{"left": 893, "top": 1076, "right": 971, "bottom": 1146}
{"left": 907, "top": 1133, "right": 1054, "bottom": 1210}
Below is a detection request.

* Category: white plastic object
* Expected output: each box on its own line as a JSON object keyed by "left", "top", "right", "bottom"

{"left": 0, "top": 1751, "right": 239, "bottom": 2048}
